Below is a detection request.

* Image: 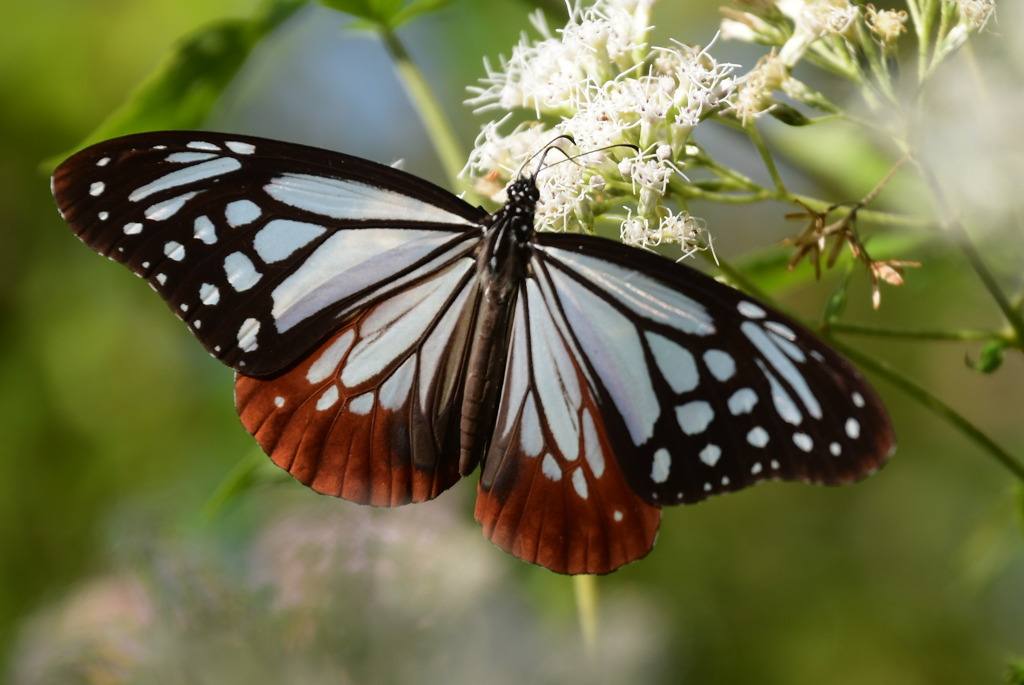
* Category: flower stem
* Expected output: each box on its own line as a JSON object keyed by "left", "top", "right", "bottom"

{"left": 379, "top": 29, "right": 466, "bottom": 187}
{"left": 573, "top": 574, "right": 599, "bottom": 657}
{"left": 829, "top": 321, "right": 1010, "bottom": 342}
{"left": 914, "top": 160, "right": 1024, "bottom": 348}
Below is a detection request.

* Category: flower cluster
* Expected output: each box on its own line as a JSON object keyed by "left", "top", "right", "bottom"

{"left": 464, "top": 0, "right": 735, "bottom": 258}
{"left": 721, "top": 0, "right": 998, "bottom": 112}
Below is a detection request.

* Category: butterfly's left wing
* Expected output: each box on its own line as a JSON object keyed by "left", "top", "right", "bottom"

{"left": 51, "top": 131, "right": 487, "bottom": 377}
{"left": 235, "top": 255, "right": 482, "bottom": 505}
{"left": 476, "top": 233, "right": 894, "bottom": 574}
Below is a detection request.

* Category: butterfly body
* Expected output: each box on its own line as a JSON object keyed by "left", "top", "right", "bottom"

{"left": 52, "top": 131, "right": 894, "bottom": 574}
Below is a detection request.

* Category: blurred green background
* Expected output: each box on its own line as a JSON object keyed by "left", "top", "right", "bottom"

{"left": 3, "top": 0, "right": 1023, "bottom": 683}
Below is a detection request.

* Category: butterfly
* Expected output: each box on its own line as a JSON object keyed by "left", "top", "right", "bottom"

{"left": 51, "top": 131, "right": 895, "bottom": 575}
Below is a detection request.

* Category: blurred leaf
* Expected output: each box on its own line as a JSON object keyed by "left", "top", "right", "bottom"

{"left": 202, "top": 451, "right": 290, "bottom": 521}
{"left": 768, "top": 103, "right": 812, "bottom": 127}
{"left": 1017, "top": 482, "right": 1024, "bottom": 539}
{"left": 318, "top": 0, "right": 451, "bottom": 30}
{"left": 1008, "top": 658, "right": 1024, "bottom": 685}
{"left": 965, "top": 338, "right": 1007, "bottom": 374}
{"left": 48, "top": 0, "right": 306, "bottom": 165}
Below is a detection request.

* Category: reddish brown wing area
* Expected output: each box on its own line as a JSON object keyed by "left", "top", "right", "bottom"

{"left": 235, "top": 263, "right": 480, "bottom": 506}
{"left": 474, "top": 287, "right": 662, "bottom": 575}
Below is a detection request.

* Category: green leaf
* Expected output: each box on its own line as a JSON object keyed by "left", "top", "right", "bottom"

{"left": 50, "top": 0, "right": 306, "bottom": 164}
{"left": 202, "top": 451, "right": 291, "bottom": 521}
{"left": 1009, "top": 658, "right": 1024, "bottom": 685}
{"left": 317, "top": 0, "right": 449, "bottom": 30}
{"left": 965, "top": 338, "right": 1007, "bottom": 373}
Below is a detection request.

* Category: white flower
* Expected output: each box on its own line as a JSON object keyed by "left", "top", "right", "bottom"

{"left": 619, "top": 209, "right": 710, "bottom": 259}
{"left": 464, "top": 0, "right": 733, "bottom": 253}
{"left": 778, "top": 0, "right": 859, "bottom": 66}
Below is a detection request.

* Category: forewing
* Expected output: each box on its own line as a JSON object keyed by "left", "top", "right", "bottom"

{"left": 475, "top": 279, "right": 661, "bottom": 575}
{"left": 235, "top": 257, "right": 481, "bottom": 505}
{"left": 533, "top": 234, "right": 895, "bottom": 507}
{"left": 51, "top": 131, "right": 487, "bottom": 376}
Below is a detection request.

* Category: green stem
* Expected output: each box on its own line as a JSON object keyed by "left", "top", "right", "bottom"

{"left": 573, "top": 575, "right": 599, "bottom": 657}
{"left": 915, "top": 160, "right": 1024, "bottom": 347}
{"left": 829, "top": 321, "right": 1010, "bottom": 342}
{"left": 829, "top": 339, "right": 1024, "bottom": 481}
{"left": 746, "top": 123, "right": 788, "bottom": 195}
{"left": 379, "top": 29, "right": 465, "bottom": 187}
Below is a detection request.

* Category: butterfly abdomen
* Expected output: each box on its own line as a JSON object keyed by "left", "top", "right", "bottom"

{"left": 458, "top": 190, "right": 537, "bottom": 474}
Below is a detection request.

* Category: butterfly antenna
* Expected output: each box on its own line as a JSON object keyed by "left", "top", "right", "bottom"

{"left": 517, "top": 135, "right": 576, "bottom": 179}
{"left": 523, "top": 140, "right": 641, "bottom": 179}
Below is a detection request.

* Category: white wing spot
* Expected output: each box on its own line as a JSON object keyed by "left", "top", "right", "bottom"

{"left": 225, "top": 199, "right": 261, "bottom": 227}
{"left": 676, "top": 400, "right": 714, "bottom": 435}
{"left": 613, "top": 510, "right": 624, "bottom": 522}
{"left": 651, "top": 448, "right": 671, "bottom": 483}
{"left": 519, "top": 395, "right": 543, "bottom": 458}
{"left": 145, "top": 191, "right": 199, "bottom": 221}
{"left": 645, "top": 332, "right": 699, "bottom": 393}
{"left": 166, "top": 151, "right": 217, "bottom": 164}
{"left": 793, "top": 432, "right": 813, "bottom": 452}
{"left": 98, "top": 211, "right": 109, "bottom": 221}
{"left": 96, "top": 156, "right": 110, "bottom": 167}
{"left": 199, "top": 283, "right": 220, "bottom": 306}
{"left": 581, "top": 409, "right": 605, "bottom": 479}
{"left": 237, "top": 318, "right": 260, "bottom": 352}
{"left": 155, "top": 273, "right": 167, "bottom": 286}
{"left": 179, "top": 303, "right": 188, "bottom": 312}
{"left": 349, "top": 393, "right": 373, "bottom": 415}
{"left": 274, "top": 396, "right": 285, "bottom": 408}
{"left": 164, "top": 241, "right": 185, "bottom": 261}
{"left": 194, "top": 216, "right": 217, "bottom": 244}
{"left": 89, "top": 181, "right": 105, "bottom": 196}
{"left": 845, "top": 417, "right": 861, "bottom": 439}
{"left": 770, "top": 459, "right": 781, "bottom": 470}
{"left": 572, "top": 469, "right": 589, "bottom": 500}
{"left": 542, "top": 454, "right": 562, "bottom": 482}
{"left": 751, "top": 462, "right": 763, "bottom": 475}
{"left": 316, "top": 385, "right": 340, "bottom": 411}
{"left": 254, "top": 220, "right": 326, "bottom": 263}
{"left": 738, "top": 301, "right": 766, "bottom": 319}
{"left": 721, "top": 476, "right": 731, "bottom": 486}
{"left": 757, "top": 360, "right": 803, "bottom": 425}
{"left": 187, "top": 140, "right": 220, "bottom": 151}
{"left": 852, "top": 391, "right": 866, "bottom": 408}
{"left": 224, "top": 252, "right": 261, "bottom": 291}
{"left": 704, "top": 482, "right": 712, "bottom": 492}
{"left": 765, "top": 321, "right": 797, "bottom": 341}
{"left": 124, "top": 222, "right": 143, "bottom": 235}
{"left": 307, "top": 330, "right": 355, "bottom": 384}
{"left": 727, "top": 388, "right": 758, "bottom": 415}
{"left": 704, "top": 349, "right": 736, "bottom": 382}
{"left": 830, "top": 442, "right": 842, "bottom": 456}
{"left": 699, "top": 443, "right": 721, "bottom": 468}
{"left": 193, "top": 319, "right": 201, "bottom": 329}
{"left": 746, "top": 323, "right": 821, "bottom": 419}
{"left": 746, "top": 426, "right": 769, "bottom": 448}
{"left": 379, "top": 356, "right": 416, "bottom": 411}
{"left": 129, "top": 157, "right": 240, "bottom": 202}
{"left": 226, "top": 140, "right": 256, "bottom": 155}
